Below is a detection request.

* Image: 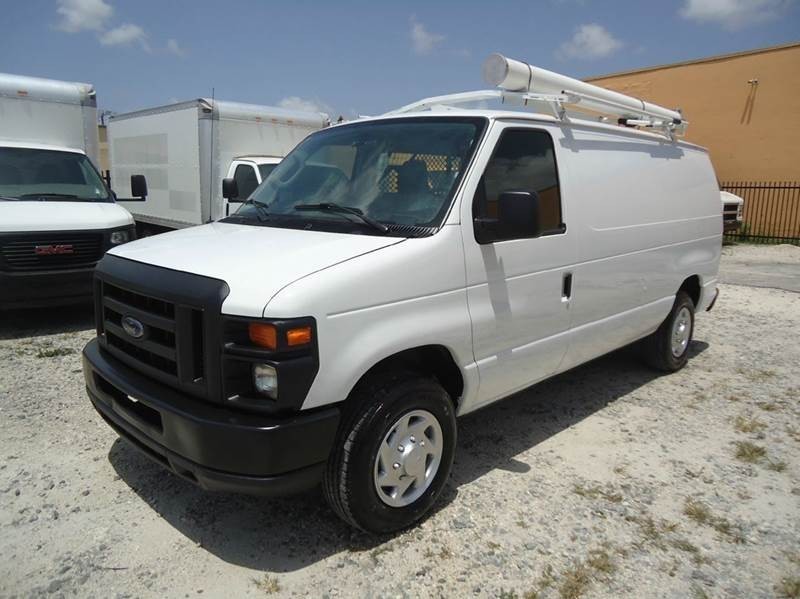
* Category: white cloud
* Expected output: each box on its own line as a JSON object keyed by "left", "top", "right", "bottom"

{"left": 56, "top": 0, "right": 113, "bottom": 33}
{"left": 166, "top": 38, "right": 186, "bottom": 57}
{"left": 679, "top": 0, "right": 790, "bottom": 30}
{"left": 99, "top": 23, "right": 149, "bottom": 50}
{"left": 410, "top": 16, "right": 445, "bottom": 55}
{"left": 278, "top": 96, "right": 333, "bottom": 115}
{"left": 557, "top": 23, "right": 623, "bottom": 60}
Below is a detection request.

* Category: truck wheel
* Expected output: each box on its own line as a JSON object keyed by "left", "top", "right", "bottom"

{"left": 642, "top": 291, "right": 695, "bottom": 372}
{"left": 323, "top": 371, "right": 457, "bottom": 534}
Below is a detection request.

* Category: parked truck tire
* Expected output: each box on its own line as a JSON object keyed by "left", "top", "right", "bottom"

{"left": 642, "top": 291, "right": 695, "bottom": 372}
{"left": 322, "top": 371, "right": 457, "bottom": 534}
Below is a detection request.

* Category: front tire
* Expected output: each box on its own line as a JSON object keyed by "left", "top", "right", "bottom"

{"left": 323, "top": 371, "right": 457, "bottom": 534}
{"left": 642, "top": 291, "right": 695, "bottom": 372}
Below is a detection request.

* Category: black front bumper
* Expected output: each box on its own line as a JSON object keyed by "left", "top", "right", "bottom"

{"left": 0, "top": 267, "right": 94, "bottom": 309}
{"left": 83, "top": 339, "right": 340, "bottom": 495}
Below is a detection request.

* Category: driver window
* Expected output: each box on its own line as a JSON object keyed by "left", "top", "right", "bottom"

{"left": 474, "top": 129, "right": 563, "bottom": 235}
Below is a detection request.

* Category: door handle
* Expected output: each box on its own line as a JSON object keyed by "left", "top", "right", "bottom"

{"left": 562, "top": 273, "right": 573, "bottom": 301}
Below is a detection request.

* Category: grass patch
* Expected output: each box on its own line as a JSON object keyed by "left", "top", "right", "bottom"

{"left": 767, "top": 460, "right": 788, "bottom": 473}
{"left": 486, "top": 540, "right": 501, "bottom": 551}
{"left": 423, "top": 545, "right": 453, "bottom": 560}
{"left": 572, "top": 483, "right": 623, "bottom": 503}
{"left": 629, "top": 514, "right": 678, "bottom": 548}
{"left": 252, "top": 575, "right": 280, "bottom": 594}
{"left": 683, "top": 499, "right": 746, "bottom": 544}
{"left": 586, "top": 548, "right": 616, "bottom": 574}
{"left": 775, "top": 576, "right": 800, "bottom": 599}
{"left": 758, "top": 402, "right": 781, "bottom": 412}
{"left": 692, "top": 586, "right": 711, "bottom": 599}
{"left": 559, "top": 563, "right": 592, "bottom": 599}
{"left": 554, "top": 548, "right": 619, "bottom": 599}
{"left": 36, "top": 347, "right": 76, "bottom": 358}
{"left": 737, "top": 367, "right": 777, "bottom": 382}
{"left": 734, "top": 440, "right": 767, "bottom": 463}
{"left": 734, "top": 415, "right": 766, "bottom": 433}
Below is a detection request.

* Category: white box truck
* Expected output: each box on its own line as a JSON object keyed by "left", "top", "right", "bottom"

{"left": 110, "top": 99, "right": 329, "bottom": 234}
{"left": 0, "top": 73, "right": 141, "bottom": 309}
{"left": 83, "top": 55, "right": 721, "bottom": 533}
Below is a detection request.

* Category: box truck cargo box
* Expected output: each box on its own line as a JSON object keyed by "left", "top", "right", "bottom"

{"left": 110, "top": 99, "right": 328, "bottom": 232}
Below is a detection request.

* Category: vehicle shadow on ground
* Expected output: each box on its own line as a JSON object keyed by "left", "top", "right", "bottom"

{"left": 0, "top": 303, "right": 94, "bottom": 340}
{"left": 108, "top": 340, "right": 708, "bottom": 574}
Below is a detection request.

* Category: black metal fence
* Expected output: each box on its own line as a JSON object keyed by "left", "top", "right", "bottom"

{"left": 721, "top": 181, "right": 800, "bottom": 245}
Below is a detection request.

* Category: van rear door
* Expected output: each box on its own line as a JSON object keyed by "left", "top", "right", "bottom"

{"left": 460, "top": 123, "right": 576, "bottom": 408}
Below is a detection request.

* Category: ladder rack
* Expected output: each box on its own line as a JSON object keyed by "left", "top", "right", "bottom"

{"left": 386, "top": 54, "right": 688, "bottom": 140}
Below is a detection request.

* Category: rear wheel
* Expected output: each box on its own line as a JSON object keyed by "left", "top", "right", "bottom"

{"left": 642, "top": 291, "right": 695, "bottom": 372}
{"left": 323, "top": 371, "right": 457, "bottom": 534}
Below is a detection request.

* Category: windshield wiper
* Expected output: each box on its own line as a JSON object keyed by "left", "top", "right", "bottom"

{"left": 240, "top": 198, "right": 270, "bottom": 222}
{"left": 294, "top": 203, "right": 388, "bottom": 234}
{"left": 0, "top": 195, "right": 20, "bottom": 201}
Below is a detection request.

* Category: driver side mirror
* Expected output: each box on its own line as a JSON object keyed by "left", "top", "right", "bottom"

{"left": 475, "top": 190, "right": 541, "bottom": 243}
{"left": 130, "top": 174, "right": 148, "bottom": 201}
{"left": 222, "top": 178, "right": 239, "bottom": 201}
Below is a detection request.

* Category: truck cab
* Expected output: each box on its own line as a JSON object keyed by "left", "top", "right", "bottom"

{"left": 0, "top": 142, "right": 136, "bottom": 309}
{"left": 223, "top": 155, "right": 281, "bottom": 215}
{"left": 721, "top": 190, "right": 745, "bottom": 233}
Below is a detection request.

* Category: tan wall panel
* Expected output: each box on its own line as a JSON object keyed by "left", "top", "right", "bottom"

{"left": 588, "top": 45, "right": 800, "bottom": 182}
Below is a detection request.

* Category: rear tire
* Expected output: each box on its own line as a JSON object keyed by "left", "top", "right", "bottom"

{"left": 642, "top": 291, "right": 695, "bottom": 372}
{"left": 323, "top": 371, "right": 457, "bottom": 534}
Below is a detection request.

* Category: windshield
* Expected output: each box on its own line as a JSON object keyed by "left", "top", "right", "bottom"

{"left": 230, "top": 117, "right": 485, "bottom": 235}
{"left": 0, "top": 147, "right": 111, "bottom": 202}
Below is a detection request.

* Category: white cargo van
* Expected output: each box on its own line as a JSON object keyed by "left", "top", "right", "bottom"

{"left": 0, "top": 73, "right": 141, "bottom": 309}
{"left": 109, "top": 99, "right": 329, "bottom": 234}
{"left": 82, "top": 56, "right": 721, "bottom": 533}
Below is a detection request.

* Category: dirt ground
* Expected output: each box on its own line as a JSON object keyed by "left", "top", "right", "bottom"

{"left": 1, "top": 245, "right": 799, "bottom": 599}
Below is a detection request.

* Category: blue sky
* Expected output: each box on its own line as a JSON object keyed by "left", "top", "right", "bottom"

{"left": 1, "top": 0, "right": 798, "bottom": 118}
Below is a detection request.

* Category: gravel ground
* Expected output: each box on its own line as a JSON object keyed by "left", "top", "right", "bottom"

{"left": 1, "top": 247, "right": 799, "bottom": 599}
{"left": 720, "top": 243, "right": 800, "bottom": 292}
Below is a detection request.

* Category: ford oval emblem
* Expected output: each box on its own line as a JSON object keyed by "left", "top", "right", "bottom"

{"left": 121, "top": 315, "right": 145, "bottom": 339}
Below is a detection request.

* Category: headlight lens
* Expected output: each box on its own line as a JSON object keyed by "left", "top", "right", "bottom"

{"left": 110, "top": 230, "right": 130, "bottom": 245}
{"left": 737, "top": 205, "right": 743, "bottom": 220}
{"left": 253, "top": 363, "right": 278, "bottom": 398}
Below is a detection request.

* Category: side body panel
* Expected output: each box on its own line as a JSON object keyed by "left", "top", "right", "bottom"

{"left": 555, "top": 124, "right": 721, "bottom": 372}
{"left": 264, "top": 226, "right": 478, "bottom": 412}
{"left": 112, "top": 106, "right": 204, "bottom": 228}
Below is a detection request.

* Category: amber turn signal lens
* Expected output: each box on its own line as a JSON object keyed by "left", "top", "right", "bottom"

{"left": 248, "top": 323, "right": 277, "bottom": 350}
{"left": 286, "top": 326, "right": 312, "bottom": 346}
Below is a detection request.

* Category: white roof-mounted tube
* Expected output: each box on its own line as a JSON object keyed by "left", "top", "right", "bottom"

{"left": 482, "top": 53, "right": 684, "bottom": 127}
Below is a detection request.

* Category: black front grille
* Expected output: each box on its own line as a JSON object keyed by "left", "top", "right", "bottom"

{"left": 99, "top": 281, "right": 206, "bottom": 394}
{"left": 0, "top": 233, "right": 104, "bottom": 271}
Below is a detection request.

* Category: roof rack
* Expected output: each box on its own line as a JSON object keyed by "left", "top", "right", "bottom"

{"left": 387, "top": 54, "right": 688, "bottom": 140}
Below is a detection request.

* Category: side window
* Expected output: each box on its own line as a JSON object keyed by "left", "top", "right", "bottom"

{"left": 233, "top": 164, "right": 259, "bottom": 199}
{"left": 474, "top": 128, "right": 563, "bottom": 237}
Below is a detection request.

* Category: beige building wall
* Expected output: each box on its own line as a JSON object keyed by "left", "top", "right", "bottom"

{"left": 587, "top": 43, "right": 800, "bottom": 183}
{"left": 97, "top": 124, "right": 109, "bottom": 174}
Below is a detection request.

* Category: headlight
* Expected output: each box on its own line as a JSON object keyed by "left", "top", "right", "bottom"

{"left": 110, "top": 230, "right": 130, "bottom": 245}
{"left": 737, "top": 205, "right": 743, "bottom": 220}
{"left": 253, "top": 363, "right": 278, "bottom": 399}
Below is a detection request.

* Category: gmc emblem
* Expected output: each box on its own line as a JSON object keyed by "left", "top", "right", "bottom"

{"left": 34, "top": 244, "right": 75, "bottom": 256}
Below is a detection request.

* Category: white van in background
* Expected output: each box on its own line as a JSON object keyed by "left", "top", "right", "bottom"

{"left": 721, "top": 190, "right": 745, "bottom": 233}
{"left": 83, "top": 55, "right": 721, "bottom": 533}
{"left": 109, "top": 99, "right": 329, "bottom": 235}
{"left": 0, "top": 73, "right": 140, "bottom": 309}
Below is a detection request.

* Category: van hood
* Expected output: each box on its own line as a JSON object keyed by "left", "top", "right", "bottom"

{"left": 109, "top": 222, "right": 404, "bottom": 317}
{"left": 0, "top": 201, "right": 134, "bottom": 232}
